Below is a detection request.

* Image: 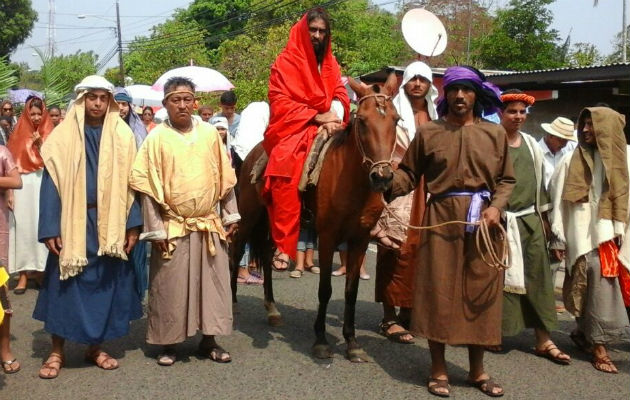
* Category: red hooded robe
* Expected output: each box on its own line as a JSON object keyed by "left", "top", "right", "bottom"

{"left": 262, "top": 12, "right": 350, "bottom": 259}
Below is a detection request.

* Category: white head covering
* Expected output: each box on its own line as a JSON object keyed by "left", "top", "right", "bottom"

{"left": 74, "top": 75, "right": 114, "bottom": 94}
{"left": 211, "top": 116, "right": 229, "bottom": 130}
{"left": 392, "top": 62, "right": 438, "bottom": 138}
{"left": 231, "top": 101, "right": 270, "bottom": 161}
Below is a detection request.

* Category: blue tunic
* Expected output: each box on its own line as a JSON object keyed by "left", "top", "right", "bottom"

{"left": 33, "top": 124, "right": 143, "bottom": 344}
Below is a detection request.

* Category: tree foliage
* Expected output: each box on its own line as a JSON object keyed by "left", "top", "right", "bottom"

{"left": 567, "top": 42, "right": 602, "bottom": 67}
{"left": 0, "top": 0, "right": 37, "bottom": 58}
{"left": 422, "top": 0, "right": 494, "bottom": 67}
{"left": 606, "top": 25, "right": 630, "bottom": 63}
{"left": 472, "top": 0, "right": 563, "bottom": 70}
{"left": 0, "top": 57, "right": 19, "bottom": 98}
{"left": 41, "top": 51, "right": 98, "bottom": 94}
{"left": 124, "top": 18, "right": 211, "bottom": 85}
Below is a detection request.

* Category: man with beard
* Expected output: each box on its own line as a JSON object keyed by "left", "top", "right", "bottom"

{"left": 373, "top": 61, "right": 438, "bottom": 344}
{"left": 549, "top": 106, "right": 630, "bottom": 374}
{"left": 263, "top": 8, "right": 349, "bottom": 269}
{"left": 387, "top": 66, "right": 515, "bottom": 397}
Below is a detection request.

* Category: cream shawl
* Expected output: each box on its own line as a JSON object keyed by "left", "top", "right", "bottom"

{"left": 40, "top": 90, "right": 137, "bottom": 279}
{"left": 129, "top": 119, "right": 237, "bottom": 259}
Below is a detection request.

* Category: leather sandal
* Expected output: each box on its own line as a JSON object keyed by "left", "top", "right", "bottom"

{"left": 379, "top": 320, "right": 414, "bottom": 344}
{"left": 427, "top": 377, "right": 450, "bottom": 397}
{"left": 534, "top": 342, "right": 570, "bottom": 365}
{"left": 592, "top": 354, "right": 618, "bottom": 374}
{"left": 1, "top": 358, "right": 20, "bottom": 374}
{"left": 85, "top": 348, "right": 119, "bottom": 370}
{"left": 467, "top": 377, "right": 504, "bottom": 397}
{"left": 39, "top": 353, "right": 64, "bottom": 379}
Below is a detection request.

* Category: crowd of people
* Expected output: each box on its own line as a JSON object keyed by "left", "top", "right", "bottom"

{"left": 0, "top": 7, "right": 628, "bottom": 398}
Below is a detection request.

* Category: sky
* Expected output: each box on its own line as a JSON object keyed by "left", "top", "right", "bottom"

{"left": 12, "top": 0, "right": 624, "bottom": 72}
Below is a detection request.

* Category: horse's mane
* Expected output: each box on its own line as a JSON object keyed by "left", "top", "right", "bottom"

{"left": 330, "top": 84, "right": 381, "bottom": 147}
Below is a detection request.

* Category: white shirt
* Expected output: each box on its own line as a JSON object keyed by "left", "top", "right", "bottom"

{"left": 537, "top": 136, "right": 578, "bottom": 189}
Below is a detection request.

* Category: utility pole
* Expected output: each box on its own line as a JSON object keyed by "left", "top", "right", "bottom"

{"left": 116, "top": 0, "right": 125, "bottom": 85}
{"left": 48, "top": 0, "right": 56, "bottom": 57}
{"left": 623, "top": 0, "right": 627, "bottom": 62}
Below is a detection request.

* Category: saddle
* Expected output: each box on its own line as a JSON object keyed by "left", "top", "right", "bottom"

{"left": 249, "top": 133, "right": 333, "bottom": 192}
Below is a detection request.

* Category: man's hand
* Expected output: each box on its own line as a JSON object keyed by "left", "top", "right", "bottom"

{"left": 44, "top": 236, "right": 63, "bottom": 256}
{"left": 314, "top": 111, "right": 341, "bottom": 126}
{"left": 481, "top": 206, "right": 501, "bottom": 227}
{"left": 225, "top": 223, "right": 238, "bottom": 242}
{"left": 124, "top": 227, "right": 140, "bottom": 254}
{"left": 151, "top": 239, "right": 169, "bottom": 254}
{"left": 319, "top": 122, "right": 345, "bottom": 138}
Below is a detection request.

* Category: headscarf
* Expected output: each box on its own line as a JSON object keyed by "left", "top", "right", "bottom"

{"left": 232, "top": 101, "right": 270, "bottom": 161}
{"left": 114, "top": 87, "right": 147, "bottom": 148}
{"left": 6, "top": 96, "right": 54, "bottom": 173}
{"left": 393, "top": 61, "right": 438, "bottom": 136}
{"left": 562, "top": 107, "right": 628, "bottom": 223}
{"left": 436, "top": 66, "right": 503, "bottom": 118}
{"left": 41, "top": 75, "right": 137, "bottom": 279}
{"left": 263, "top": 9, "right": 350, "bottom": 178}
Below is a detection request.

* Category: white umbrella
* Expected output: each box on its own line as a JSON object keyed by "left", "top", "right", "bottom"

{"left": 126, "top": 84, "right": 164, "bottom": 107}
{"left": 152, "top": 66, "right": 234, "bottom": 92}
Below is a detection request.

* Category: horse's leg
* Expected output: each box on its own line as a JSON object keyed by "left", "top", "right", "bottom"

{"left": 263, "top": 239, "right": 282, "bottom": 327}
{"left": 343, "top": 241, "right": 371, "bottom": 363}
{"left": 313, "top": 236, "right": 335, "bottom": 359}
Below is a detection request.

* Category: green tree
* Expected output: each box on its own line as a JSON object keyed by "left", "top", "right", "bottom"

{"left": 124, "top": 18, "right": 211, "bottom": 85}
{"left": 567, "top": 42, "right": 602, "bottom": 67}
{"left": 179, "top": 0, "right": 252, "bottom": 50}
{"left": 41, "top": 51, "right": 98, "bottom": 92}
{"left": 606, "top": 25, "right": 630, "bottom": 62}
{"left": 472, "top": 0, "right": 563, "bottom": 70}
{"left": 0, "top": 0, "right": 37, "bottom": 58}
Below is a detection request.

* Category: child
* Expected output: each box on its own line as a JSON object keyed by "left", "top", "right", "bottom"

{"left": 0, "top": 144, "right": 23, "bottom": 373}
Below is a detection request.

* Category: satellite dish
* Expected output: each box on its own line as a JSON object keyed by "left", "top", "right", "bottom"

{"left": 401, "top": 8, "right": 448, "bottom": 57}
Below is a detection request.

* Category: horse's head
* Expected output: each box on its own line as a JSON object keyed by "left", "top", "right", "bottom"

{"left": 347, "top": 73, "right": 399, "bottom": 193}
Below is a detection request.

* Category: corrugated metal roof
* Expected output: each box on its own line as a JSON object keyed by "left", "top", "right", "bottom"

{"left": 486, "top": 62, "right": 630, "bottom": 77}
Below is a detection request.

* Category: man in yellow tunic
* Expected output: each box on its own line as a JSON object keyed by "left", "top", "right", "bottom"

{"left": 129, "top": 77, "right": 239, "bottom": 366}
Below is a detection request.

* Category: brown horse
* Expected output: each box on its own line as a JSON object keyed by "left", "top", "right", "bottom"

{"left": 230, "top": 74, "right": 400, "bottom": 361}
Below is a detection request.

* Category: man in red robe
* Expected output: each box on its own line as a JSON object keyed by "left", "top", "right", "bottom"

{"left": 262, "top": 8, "right": 350, "bottom": 269}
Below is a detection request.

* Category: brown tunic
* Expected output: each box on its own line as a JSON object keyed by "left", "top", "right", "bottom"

{"left": 390, "top": 119, "right": 515, "bottom": 345}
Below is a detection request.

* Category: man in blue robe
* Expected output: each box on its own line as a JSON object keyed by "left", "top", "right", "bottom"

{"left": 33, "top": 75, "right": 142, "bottom": 379}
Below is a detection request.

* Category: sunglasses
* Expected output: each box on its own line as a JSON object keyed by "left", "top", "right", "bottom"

{"left": 2, "top": 108, "right": 12, "bottom": 111}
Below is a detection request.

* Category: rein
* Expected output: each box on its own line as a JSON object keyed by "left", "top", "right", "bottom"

{"left": 353, "top": 94, "right": 397, "bottom": 174}
{"left": 380, "top": 195, "right": 510, "bottom": 271}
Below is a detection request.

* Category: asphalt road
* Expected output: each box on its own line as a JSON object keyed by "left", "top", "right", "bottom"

{"left": 2, "top": 248, "right": 629, "bottom": 400}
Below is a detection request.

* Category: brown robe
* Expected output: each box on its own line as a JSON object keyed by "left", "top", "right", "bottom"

{"left": 390, "top": 119, "right": 515, "bottom": 345}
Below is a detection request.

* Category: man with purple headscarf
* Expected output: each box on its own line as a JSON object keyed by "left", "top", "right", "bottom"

{"left": 387, "top": 66, "right": 515, "bottom": 397}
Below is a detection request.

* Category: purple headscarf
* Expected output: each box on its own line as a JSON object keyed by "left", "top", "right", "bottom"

{"left": 436, "top": 66, "right": 503, "bottom": 118}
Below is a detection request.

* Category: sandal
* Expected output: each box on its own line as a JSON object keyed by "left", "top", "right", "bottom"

{"left": 1, "top": 358, "right": 20, "bottom": 374}
{"left": 534, "top": 342, "right": 570, "bottom": 365}
{"left": 39, "top": 352, "right": 64, "bottom": 379}
{"left": 157, "top": 347, "right": 177, "bottom": 366}
{"left": 272, "top": 253, "right": 290, "bottom": 272}
{"left": 570, "top": 330, "right": 591, "bottom": 354}
{"left": 289, "top": 269, "right": 303, "bottom": 278}
{"left": 592, "top": 354, "right": 618, "bottom": 374}
{"left": 238, "top": 274, "right": 264, "bottom": 285}
{"left": 427, "top": 377, "right": 450, "bottom": 397}
{"left": 85, "top": 348, "right": 119, "bottom": 370}
{"left": 379, "top": 320, "right": 414, "bottom": 344}
{"left": 467, "top": 377, "right": 504, "bottom": 397}
{"left": 199, "top": 344, "right": 232, "bottom": 363}
{"left": 332, "top": 267, "right": 346, "bottom": 277}
{"left": 485, "top": 345, "right": 504, "bottom": 353}
{"left": 305, "top": 265, "right": 320, "bottom": 274}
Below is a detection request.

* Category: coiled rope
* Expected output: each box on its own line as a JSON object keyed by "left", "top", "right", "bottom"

{"left": 380, "top": 196, "right": 510, "bottom": 271}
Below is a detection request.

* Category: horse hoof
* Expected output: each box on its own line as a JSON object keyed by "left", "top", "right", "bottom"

{"left": 346, "top": 348, "right": 371, "bottom": 363}
{"left": 312, "top": 344, "right": 333, "bottom": 359}
{"left": 268, "top": 314, "right": 283, "bottom": 327}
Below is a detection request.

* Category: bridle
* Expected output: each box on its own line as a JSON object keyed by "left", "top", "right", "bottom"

{"left": 353, "top": 93, "right": 397, "bottom": 177}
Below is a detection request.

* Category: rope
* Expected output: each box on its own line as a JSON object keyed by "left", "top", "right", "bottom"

{"left": 380, "top": 196, "right": 510, "bottom": 271}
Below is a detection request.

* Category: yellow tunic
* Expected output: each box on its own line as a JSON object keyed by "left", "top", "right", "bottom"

{"left": 129, "top": 119, "right": 237, "bottom": 258}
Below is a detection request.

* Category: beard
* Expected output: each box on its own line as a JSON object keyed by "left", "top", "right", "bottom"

{"left": 313, "top": 40, "right": 326, "bottom": 64}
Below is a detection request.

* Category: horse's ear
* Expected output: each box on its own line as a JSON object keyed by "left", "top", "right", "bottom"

{"left": 347, "top": 76, "right": 367, "bottom": 99}
{"left": 383, "top": 72, "right": 398, "bottom": 96}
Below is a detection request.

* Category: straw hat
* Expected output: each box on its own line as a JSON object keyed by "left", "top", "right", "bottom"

{"left": 541, "top": 117, "right": 576, "bottom": 141}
